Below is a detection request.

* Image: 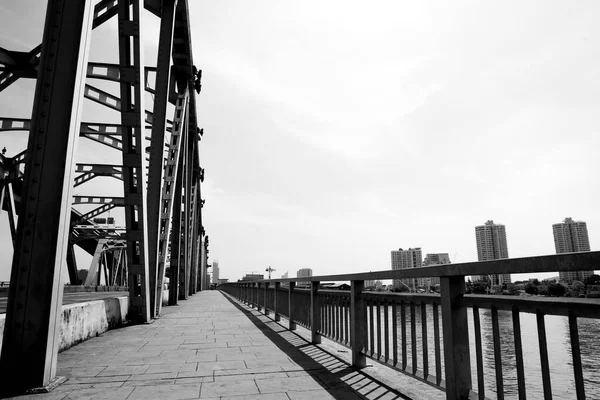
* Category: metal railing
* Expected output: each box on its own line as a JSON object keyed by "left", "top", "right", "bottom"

{"left": 220, "top": 251, "right": 600, "bottom": 400}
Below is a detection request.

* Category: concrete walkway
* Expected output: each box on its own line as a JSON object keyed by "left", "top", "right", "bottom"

{"left": 8, "top": 291, "right": 412, "bottom": 400}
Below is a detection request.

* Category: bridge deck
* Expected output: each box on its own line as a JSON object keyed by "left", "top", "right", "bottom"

{"left": 7, "top": 291, "right": 416, "bottom": 400}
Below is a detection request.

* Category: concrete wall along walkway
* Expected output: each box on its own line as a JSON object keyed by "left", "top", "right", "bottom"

{"left": 3, "top": 291, "right": 422, "bottom": 400}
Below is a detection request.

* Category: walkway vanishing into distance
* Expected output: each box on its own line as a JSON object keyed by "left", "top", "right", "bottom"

{"left": 6, "top": 291, "right": 430, "bottom": 400}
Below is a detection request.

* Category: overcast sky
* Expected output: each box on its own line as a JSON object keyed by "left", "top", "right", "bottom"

{"left": 1, "top": 1, "right": 599, "bottom": 283}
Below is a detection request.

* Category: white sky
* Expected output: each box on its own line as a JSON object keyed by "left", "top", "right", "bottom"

{"left": 1, "top": 1, "right": 599, "bottom": 283}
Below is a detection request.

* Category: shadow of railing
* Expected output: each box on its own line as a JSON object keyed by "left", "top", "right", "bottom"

{"left": 221, "top": 291, "right": 410, "bottom": 400}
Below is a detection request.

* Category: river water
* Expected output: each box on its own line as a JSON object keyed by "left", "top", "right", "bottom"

{"left": 368, "top": 305, "right": 600, "bottom": 399}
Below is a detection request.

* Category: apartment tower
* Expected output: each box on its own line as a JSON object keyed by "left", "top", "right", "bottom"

{"left": 423, "top": 253, "right": 451, "bottom": 286}
{"left": 553, "top": 217, "right": 593, "bottom": 283}
{"left": 391, "top": 248, "right": 422, "bottom": 290}
{"left": 212, "top": 261, "right": 219, "bottom": 284}
{"left": 297, "top": 268, "right": 313, "bottom": 286}
{"left": 474, "top": 220, "right": 511, "bottom": 285}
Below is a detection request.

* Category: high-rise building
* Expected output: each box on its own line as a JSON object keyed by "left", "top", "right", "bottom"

{"left": 297, "top": 268, "right": 312, "bottom": 287}
{"left": 553, "top": 217, "right": 593, "bottom": 283}
{"left": 391, "top": 248, "right": 422, "bottom": 289}
{"left": 423, "top": 253, "right": 451, "bottom": 286}
{"left": 212, "top": 261, "right": 219, "bottom": 284}
{"left": 281, "top": 272, "right": 288, "bottom": 279}
{"left": 474, "top": 220, "right": 511, "bottom": 286}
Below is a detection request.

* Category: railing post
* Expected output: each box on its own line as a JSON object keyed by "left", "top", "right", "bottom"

{"left": 289, "top": 282, "right": 296, "bottom": 330}
{"left": 310, "top": 280, "right": 321, "bottom": 344}
{"left": 264, "top": 282, "right": 269, "bottom": 316}
{"left": 274, "top": 282, "right": 281, "bottom": 321}
{"left": 440, "top": 276, "right": 472, "bottom": 400}
{"left": 256, "top": 282, "right": 261, "bottom": 311}
{"left": 351, "top": 279, "right": 367, "bottom": 368}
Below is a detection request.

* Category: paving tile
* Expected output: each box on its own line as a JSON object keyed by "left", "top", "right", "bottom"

{"left": 215, "top": 352, "right": 257, "bottom": 362}
{"left": 255, "top": 376, "right": 324, "bottom": 393}
{"left": 220, "top": 393, "right": 289, "bottom": 400}
{"left": 128, "top": 372, "right": 178, "bottom": 381}
{"left": 213, "top": 366, "right": 284, "bottom": 376}
{"left": 213, "top": 371, "right": 288, "bottom": 382}
{"left": 97, "top": 365, "right": 150, "bottom": 376}
{"left": 194, "top": 360, "right": 246, "bottom": 371}
{"left": 287, "top": 388, "right": 364, "bottom": 400}
{"left": 62, "top": 387, "right": 134, "bottom": 400}
{"left": 173, "top": 376, "right": 214, "bottom": 384}
{"left": 145, "top": 362, "right": 199, "bottom": 374}
{"left": 245, "top": 358, "right": 297, "bottom": 368}
{"left": 64, "top": 375, "right": 130, "bottom": 385}
{"left": 56, "top": 366, "right": 106, "bottom": 377}
{"left": 128, "top": 383, "right": 201, "bottom": 399}
{"left": 177, "top": 370, "right": 215, "bottom": 378}
{"left": 200, "top": 380, "right": 260, "bottom": 398}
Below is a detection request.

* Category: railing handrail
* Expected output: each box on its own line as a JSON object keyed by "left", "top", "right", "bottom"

{"left": 232, "top": 251, "right": 600, "bottom": 284}
{"left": 223, "top": 251, "right": 600, "bottom": 399}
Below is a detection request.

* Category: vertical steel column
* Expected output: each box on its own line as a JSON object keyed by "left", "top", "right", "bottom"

{"left": 147, "top": 0, "right": 178, "bottom": 318}
{"left": 350, "top": 280, "right": 367, "bottom": 368}
{"left": 310, "top": 281, "right": 321, "bottom": 344}
{"left": 66, "top": 243, "right": 79, "bottom": 285}
{"left": 168, "top": 139, "right": 186, "bottom": 305}
{"left": 0, "top": 0, "right": 93, "bottom": 395}
{"left": 117, "top": 0, "right": 150, "bottom": 323}
{"left": 440, "top": 276, "right": 472, "bottom": 400}
{"left": 179, "top": 124, "right": 191, "bottom": 300}
{"left": 4, "top": 183, "right": 17, "bottom": 246}
{"left": 188, "top": 180, "right": 199, "bottom": 295}
{"left": 155, "top": 92, "right": 188, "bottom": 314}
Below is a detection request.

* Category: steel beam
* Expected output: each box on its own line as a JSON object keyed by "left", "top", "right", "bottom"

{"left": 66, "top": 243, "right": 80, "bottom": 285}
{"left": 0, "top": 0, "right": 93, "bottom": 395}
{"left": 155, "top": 91, "right": 187, "bottom": 314}
{"left": 74, "top": 164, "right": 123, "bottom": 187}
{"left": 179, "top": 110, "right": 191, "bottom": 301}
{"left": 117, "top": 0, "right": 151, "bottom": 323}
{"left": 3, "top": 183, "right": 18, "bottom": 246}
{"left": 148, "top": 0, "right": 178, "bottom": 318}
{"left": 168, "top": 144, "right": 185, "bottom": 305}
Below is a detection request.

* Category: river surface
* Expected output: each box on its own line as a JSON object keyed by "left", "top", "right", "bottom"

{"left": 367, "top": 305, "right": 600, "bottom": 399}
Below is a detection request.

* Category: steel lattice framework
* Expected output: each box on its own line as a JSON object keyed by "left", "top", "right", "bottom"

{"left": 0, "top": 0, "right": 207, "bottom": 395}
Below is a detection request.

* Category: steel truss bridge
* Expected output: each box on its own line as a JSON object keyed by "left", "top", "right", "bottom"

{"left": 0, "top": 0, "right": 207, "bottom": 394}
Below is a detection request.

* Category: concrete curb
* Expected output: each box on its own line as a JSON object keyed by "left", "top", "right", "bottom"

{"left": 0, "top": 295, "right": 129, "bottom": 352}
